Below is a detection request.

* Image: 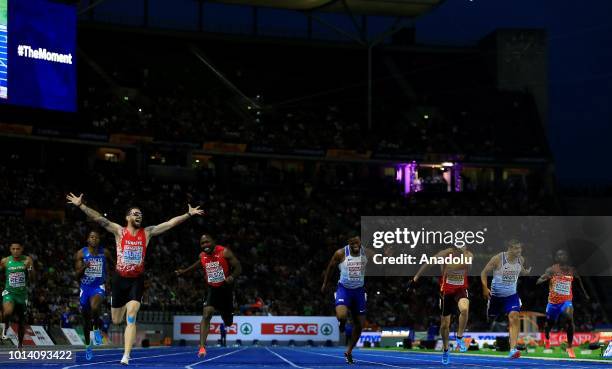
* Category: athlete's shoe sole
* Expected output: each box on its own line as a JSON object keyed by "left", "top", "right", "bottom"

{"left": 508, "top": 349, "right": 521, "bottom": 359}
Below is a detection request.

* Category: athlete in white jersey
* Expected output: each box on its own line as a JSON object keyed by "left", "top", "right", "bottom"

{"left": 481, "top": 240, "right": 531, "bottom": 359}
{"left": 322, "top": 236, "right": 367, "bottom": 364}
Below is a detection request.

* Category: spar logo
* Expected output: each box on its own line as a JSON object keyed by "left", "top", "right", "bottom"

{"left": 240, "top": 323, "right": 253, "bottom": 335}
{"left": 261, "top": 323, "right": 318, "bottom": 335}
{"left": 180, "top": 322, "right": 237, "bottom": 335}
{"left": 321, "top": 323, "right": 333, "bottom": 336}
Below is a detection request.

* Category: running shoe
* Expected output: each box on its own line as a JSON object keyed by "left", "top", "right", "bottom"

{"left": 442, "top": 349, "right": 450, "bottom": 365}
{"left": 93, "top": 329, "right": 103, "bottom": 346}
{"left": 456, "top": 337, "right": 467, "bottom": 352}
{"left": 344, "top": 351, "right": 354, "bottom": 365}
{"left": 567, "top": 347, "right": 576, "bottom": 358}
{"left": 508, "top": 348, "right": 521, "bottom": 359}
{"left": 85, "top": 344, "right": 93, "bottom": 361}
{"left": 198, "top": 345, "right": 207, "bottom": 358}
{"left": 120, "top": 354, "right": 129, "bottom": 365}
{"left": 544, "top": 339, "right": 551, "bottom": 349}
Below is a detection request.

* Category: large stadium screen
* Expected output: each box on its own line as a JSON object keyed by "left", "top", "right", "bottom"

{"left": 0, "top": 0, "right": 77, "bottom": 112}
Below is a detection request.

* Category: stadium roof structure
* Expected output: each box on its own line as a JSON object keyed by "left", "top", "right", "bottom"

{"left": 211, "top": 0, "right": 445, "bottom": 17}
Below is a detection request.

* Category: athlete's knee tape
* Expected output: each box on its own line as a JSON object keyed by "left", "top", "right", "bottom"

{"left": 127, "top": 315, "right": 136, "bottom": 325}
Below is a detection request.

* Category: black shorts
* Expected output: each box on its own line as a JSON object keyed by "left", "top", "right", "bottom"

{"left": 440, "top": 289, "right": 469, "bottom": 316}
{"left": 111, "top": 274, "right": 145, "bottom": 308}
{"left": 204, "top": 284, "right": 234, "bottom": 315}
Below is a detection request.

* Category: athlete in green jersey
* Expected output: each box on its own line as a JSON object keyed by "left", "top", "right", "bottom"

{"left": 0, "top": 243, "right": 35, "bottom": 349}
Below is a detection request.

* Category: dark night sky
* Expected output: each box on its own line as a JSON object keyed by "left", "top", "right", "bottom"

{"left": 416, "top": 0, "right": 612, "bottom": 184}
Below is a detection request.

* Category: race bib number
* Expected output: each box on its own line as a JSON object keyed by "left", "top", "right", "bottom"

{"left": 8, "top": 272, "right": 26, "bottom": 288}
{"left": 446, "top": 272, "right": 465, "bottom": 286}
{"left": 502, "top": 270, "right": 518, "bottom": 284}
{"left": 122, "top": 246, "right": 143, "bottom": 265}
{"left": 553, "top": 280, "right": 571, "bottom": 296}
{"left": 85, "top": 258, "right": 103, "bottom": 278}
{"left": 347, "top": 260, "right": 364, "bottom": 281}
{"left": 206, "top": 262, "right": 226, "bottom": 283}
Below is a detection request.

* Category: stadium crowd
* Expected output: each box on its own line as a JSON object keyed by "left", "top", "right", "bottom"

{"left": 0, "top": 159, "right": 603, "bottom": 333}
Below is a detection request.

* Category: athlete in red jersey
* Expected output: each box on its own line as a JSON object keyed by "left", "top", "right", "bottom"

{"left": 175, "top": 234, "right": 241, "bottom": 358}
{"left": 537, "top": 249, "right": 589, "bottom": 358}
{"left": 67, "top": 193, "right": 204, "bottom": 365}
{"left": 411, "top": 246, "right": 473, "bottom": 366}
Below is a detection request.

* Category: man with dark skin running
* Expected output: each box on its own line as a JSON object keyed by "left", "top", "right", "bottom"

{"left": 175, "top": 234, "right": 241, "bottom": 358}
{"left": 537, "top": 249, "right": 589, "bottom": 358}
{"left": 0, "top": 243, "right": 35, "bottom": 349}
{"left": 67, "top": 192, "right": 204, "bottom": 365}
{"left": 75, "top": 230, "right": 114, "bottom": 360}
{"left": 321, "top": 236, "right": 367, "bottom": 365}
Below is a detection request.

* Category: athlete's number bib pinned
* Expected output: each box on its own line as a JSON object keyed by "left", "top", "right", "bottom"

{"left": 347, "top": 260, "right": 363, "bottom": 281}
{"left": 8, "top": 272, "right": 26, "bottom": 288}
{"left": 206, "top": 262, "right": 226, "bottom": 284}
{"left": 446, "top": 271, "right": 465, "bottom": 286}
{"left": 123, "top": 246, "right": 143, "bottom": 265}
{"left": 553, "top": 280, "right": 572, "bottom": 296}
{"left": 85, "top": 258, "right": 103, "bottom": 277}
{"left": 502, "top": 270, "right": 518, "bottom": 284}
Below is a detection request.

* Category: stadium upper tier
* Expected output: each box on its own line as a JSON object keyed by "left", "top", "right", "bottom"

{"left": 211, "top": 0, "right": 445, "bottom": 17}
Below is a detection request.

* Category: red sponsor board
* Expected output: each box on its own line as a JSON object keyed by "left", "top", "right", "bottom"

{"left": 261, "top": 323, "right": 318, "bottom": 335}
{"left": 180, "top": 322, "right": 237, "bottom": 335}
{"left": 542, "top": 332, "right": 600, "bottom": 346}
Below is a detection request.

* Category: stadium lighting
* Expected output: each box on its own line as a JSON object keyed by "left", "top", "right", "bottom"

{"left": 138, "top": 108, "right": 142, "bottom": 112}
{"left": 442, "top": 162, "right": 454, "bottom": 167}
{"left": 195, "top": 159, "right": 200, "bottom": 163}
{"left": 123, "top": 96, "right": 129, "bottom": 101}
{"left": 424, "top": 115, "right": 429, "bottom": 119}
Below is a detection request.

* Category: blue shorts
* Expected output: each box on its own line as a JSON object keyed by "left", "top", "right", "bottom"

{"left": 335, "top": 284, "right": 366, "bottom": 315}
{"left": 488, "top": 294, "right": 521, "bottom": 317}
{"left": 546, "top": 301, "right": 573, "bottom": 321}
{"left": 80, "top": 285, "right": 105, "bottom": 311}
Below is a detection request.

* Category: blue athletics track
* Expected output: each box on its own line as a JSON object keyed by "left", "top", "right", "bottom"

{"left": 0, "top": 346, "right": 611, "bottom": 369}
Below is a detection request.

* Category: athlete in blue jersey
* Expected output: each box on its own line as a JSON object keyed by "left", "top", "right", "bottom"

{"left": 75, "top": 231, "right": 113, "bottom": 360}
{"left": 481, "top": 240, "right": 531, "bottom": 359}
{"left": 322, "top": 236, "right": 367, "bottom": 364}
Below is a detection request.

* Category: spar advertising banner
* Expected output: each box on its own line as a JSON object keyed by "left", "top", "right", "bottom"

{"left": 541, "top": 332, "right": 600, "bottom": 346}
{"left": 174, "top": 316, "right": 339, "bottom": 342}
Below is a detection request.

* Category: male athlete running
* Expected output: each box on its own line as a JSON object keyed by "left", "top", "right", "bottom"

{"left": 537, "top": 249, "right": 589, "bottom": 358}
{"left": 0, "top": 243, "right": 35, "bottom": 349}
{"left": 175, "top": 234, "right": 241, "bottom": 358}
{"left": 481, "top": 240, "right": 531, "bottom": 359}
{"left": 75, "top": 230, "right": 113, "bottom": 360}
{"left": 67, "top": 193, "right": 204, "bottom": 365}
{"left": 321, "top": 236, "right": 367, "bottom": 365}
{"left": 411, "top": 246, "right": 473, "bottom": 366}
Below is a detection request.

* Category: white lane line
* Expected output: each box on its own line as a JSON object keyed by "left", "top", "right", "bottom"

{"left": 265, "top": 347, "right": 313, "bottom": 369}
{"left": 362, "top": 350, "right": 597, "bottom": 369}
{"left": 285, "top": 347, "right": 418, "bottom": 368}
{"left": 185, "top": 347, "right": 248, "bottom": 369}
{"left": 61, "top": 348, "right": 191, "bottom": 369}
